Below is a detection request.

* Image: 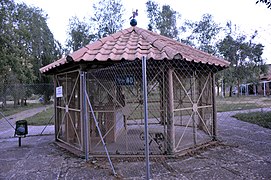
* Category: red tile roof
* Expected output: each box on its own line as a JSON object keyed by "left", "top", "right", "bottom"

{"left": 40, "top": 26, "right": 230, "bottom": 74}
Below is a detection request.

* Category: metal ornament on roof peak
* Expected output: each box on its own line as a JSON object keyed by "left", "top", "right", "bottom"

{"left": 130, "top": 18, "right": 137, "bottom": 27}
{"left": 130, "top": 9, "right": 138, "bottom": 27}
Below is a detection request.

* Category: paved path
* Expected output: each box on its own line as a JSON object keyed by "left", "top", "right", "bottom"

{"left": 0, "top": 106, "right": 54, "bottom": 138}
{"left": 0, "top": 108, "right": 270, "bottom": 179}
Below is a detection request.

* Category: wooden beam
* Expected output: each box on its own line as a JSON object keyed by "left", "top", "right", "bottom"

{"left": 54, "top": 75, "right": 58, "bottom": 141}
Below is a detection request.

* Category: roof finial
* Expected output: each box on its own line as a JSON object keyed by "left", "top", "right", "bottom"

{"left": 130, "top": 9, "right": 138, "bottom": 27}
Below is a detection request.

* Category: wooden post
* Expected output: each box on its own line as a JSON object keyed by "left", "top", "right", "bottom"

{"left": 192, "top": 71, "right": 197, "bottom": 145}
{"left": 267, "top": 82, "right": 270, "bottom": 96}
{"left": 166, "top": 68, "right": 175, "bottom": 154}
{"left": 53, "top": 75, "right": 58, "bottom": 141}
{"left": 198, "top": 73, "right": 204, "bottom": 131}
{"left": 254, "top": 84, "right": 257, "bottom": 96}
{"left": 159, "top": 69, "right": 166, "bottom": 125}
{"left": 211, "top": 73, "right": 217, "bottom": 140}
{"left": 67, "top": 79, "right": 74, "bottom": 143}
{"left": 264, "top": 81, "right": 266, "bottom": 96}
{"left": 80, "top": 71, "right": 89, "bottom": 160}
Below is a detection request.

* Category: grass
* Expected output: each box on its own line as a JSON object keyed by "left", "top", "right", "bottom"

{"left": 25, "top": 107, "right": 54, "bottom": 126}
{"left": 216, "top": 96, "right": 271, "bottom": 112}
{"left": 0, "top": 103, "right": 44, "bottom": 117}
{"left": 217, "top": 103, "right": 260, "bottom": 112}
{"left": 126, "top": 96, "right": 271, "bottom": 119}
{"left": 233, "top": 111, "right": 271, "bottom": 129}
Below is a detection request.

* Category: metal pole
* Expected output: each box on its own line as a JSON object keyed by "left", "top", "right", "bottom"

{"left": 142, "top": 56, "right": 150, "bottom": 179}
{"left": 212, "top": 73, "right": 217, "bottom": 140}
{"left": 0, "top": 112, "right": 15, "bottom": 129}
{"left": 85, "top": 89, "right": 117, "bottom": 176}
{"left": 81, "top": 72, "right": 89, "bottom": 161}
{"left": 40, "top": 114, "right": 54, "bottom": 135}
{"left": 221, "top": 79, "right": 224, "bottom": 98}
{"left": 19, "top": 137, "right": 21, "bottom": 147}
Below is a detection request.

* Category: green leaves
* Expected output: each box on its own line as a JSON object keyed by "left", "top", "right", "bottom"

{"left": 182, "top": 14, "right": 221, "bottom": 55}
{"left": 146, "top": 0, "right": 179, "bottom": 40}
{"left": 66, "top": 17, "right": 96, "bottom": 52}
{"left": 217, "top": 23, "right": 267, "bottom": 96}
{"left": 66, "top": 0, "right": 125, "bottom": 52}
{"left": 256, "top": 0, "right": 271, "bottom": 9}
{"left": 0, "top": 0, "right": 61, "bottom": 105}
{"left": 91, "top": 0, "right": 125, "bottom": 39}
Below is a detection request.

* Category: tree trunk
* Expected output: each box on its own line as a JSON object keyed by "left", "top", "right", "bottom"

{"left": 223, "top": 83, "right": 226, "bottom": 97}
{"left": 2, "top": 86, "right": 7, "bottom": 110}
{"left": 216, "top": 84, "right": 220, "bottom": 96}
{"left": 229, "top": 86, "right": 232, "bottom": 97}
{"left": 13, "top": 96, "right": 17, "bottom": 108}
{"left": 237, "top": 80, "right": 240, "bottom": 97}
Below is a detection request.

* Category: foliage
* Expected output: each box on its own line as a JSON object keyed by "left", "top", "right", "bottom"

{"left": 0, "top": 0, "right": 61, "bottom": 106}
{"left": 91, "top": 0, "right": 125, "bottom": 38}
{"left": 181, "top": 14, "right": 221, "bottom": 54}
{"left": 146, "top": 0, "right": 179, "bottom": 39}
{"left": 256, "top": 0, "right": 271, "bottom": 9}
{"left": 66, "top": 0, "right": 125, "bottom": 52}
{"left": 66, "top": 16, "right": 96, "bottom": 52}
{"left": 217, "top": 23, "right": 267, "bottom": 96}
{"left": 180, "top": 14, "right": 223, "bottom": 95}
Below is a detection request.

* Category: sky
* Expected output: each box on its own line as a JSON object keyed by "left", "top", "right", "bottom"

{"left": 17, "top": 0, "right": 271, "bottom": 63}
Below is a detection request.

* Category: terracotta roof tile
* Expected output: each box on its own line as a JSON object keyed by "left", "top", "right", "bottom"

{"left": 40, "top": 26, "right": 230, "bottom": 74}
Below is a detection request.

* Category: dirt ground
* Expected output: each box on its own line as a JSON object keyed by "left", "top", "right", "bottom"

{"left": 0, "top": 109, "right": 271, "bottom": 179}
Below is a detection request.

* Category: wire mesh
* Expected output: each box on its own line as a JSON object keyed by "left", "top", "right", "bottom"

{"left": 86, "top": 61, "right": 144, "bottom": 155}
{"left": 55, "top": 71, "right": 83, "bottom": 150}
{"left": 47, "top": 57, "right": 271, "bottom": 178}
{"left": 83, "top": 59, "right": 222, "bottom": 156}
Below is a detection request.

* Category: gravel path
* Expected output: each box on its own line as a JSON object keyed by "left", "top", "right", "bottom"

{"left": 0, "top": 105, "right": 54, "bottom": 138}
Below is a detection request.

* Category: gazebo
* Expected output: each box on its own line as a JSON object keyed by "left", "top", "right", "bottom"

{"left": 40, "top": 26, "right": 229, "bottom": 157}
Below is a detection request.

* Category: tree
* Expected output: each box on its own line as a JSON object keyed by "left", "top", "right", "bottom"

{"left": 0, "top": 0, "right": 62, "bottom": 106}
{"left": 179, "top": 14, "right": 223, "bottom": 95}
{"left": 146, "top": 0, "right": 179, "bottom": 39}
{"left": 181, "top": 14, "right": 221, "bottom": 54}
{"left": 65, "top": 0, "right": 125, "bottom": 52}
{"left": 217, "top": 23, "right": 267, "bottom": 97}
{"left": 16, "top": 3, "right": 62, "bottom": 104}
{"left": 0, "top": 0, "right": 30, "bottom": 106}
{"left": 91, "top": 0, "right": 125, "bottom": 38}
{"left": 256, "top": 0, "right": 271, "bottom": 9}
{"left": 66, "top": 16, "right": 96, "bottom": 52}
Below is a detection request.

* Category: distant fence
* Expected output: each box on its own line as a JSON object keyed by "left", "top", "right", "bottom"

{"left": 0, "top": 83, "right": 54, "bottom": 108}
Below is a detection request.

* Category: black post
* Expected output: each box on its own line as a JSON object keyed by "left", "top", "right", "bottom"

{"left": 19, "top": 137, "right": 21, "bottom": 147}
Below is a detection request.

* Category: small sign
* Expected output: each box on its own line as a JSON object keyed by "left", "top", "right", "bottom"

{"left": 56, "top": 86, "right": 63, "bottom": 98}
{"left": 116, "top": 75, "right": 134, "bottom": 86}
